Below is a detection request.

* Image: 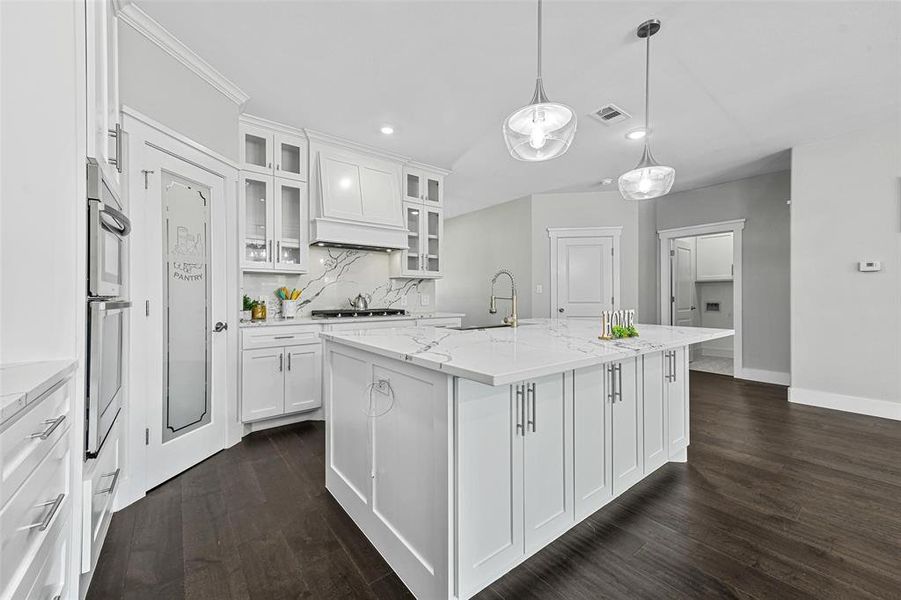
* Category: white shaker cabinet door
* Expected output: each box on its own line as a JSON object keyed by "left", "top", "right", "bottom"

{"left": 456, "top": 380, "right": 523, "bottom": 599}
{"left": 241, "top": 348, "right": 284, "bottom": 422}
{"left": 284, "top": 344, "right": 322, "bottom": 414}
{"left": 573, "top": 365, "right": 613, "bottom": 520}
{"left": 642, "top": 353, "right": 668, "bottom": 474}
{"left": 522, "top": 374, "right": 573, "bottom": 554}
{"left": 667, "top": 347, "right": 690, "bottom": 457}
{"left": 611, "top": 358, "right": 644, "bottom": 496}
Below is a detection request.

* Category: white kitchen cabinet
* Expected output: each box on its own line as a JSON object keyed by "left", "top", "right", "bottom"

{"left": 318, "top": 147, "right": 403, "bottom": 227}
{"left": 642, "top": 353, "right": 668, "bottom": 474}
{"left": 240, "top": 173, "right": 309, "bottom": 272}
{"left": 665, "top": 347, "right": 689, "bottom": 458}
{"left": 573, "top": 365, "right": 613, "bottom": 520}
{"left": 404, "top": 166, "right": 444, "bottom": 207}
{"left": 696, "top": 232, "right": 733, "bottom": 281}
{"left": 240, "top": 118, "right": 307, "bottom": 182}
{"left": 522, "top": 374, "right": 573, "bottom": 554}
{"left": 610, "top": 358, "right": 643, "bottom": 496}
{"left": 457, "top": 380, "right": 523, "bottom": 598}
{"left": 241, "top": 347, "right": 285, "bottom": 421}
{"left": 284, "top": 344, "right": 322, "bottom": 414}
{"left": 86, "top": 0, "right": 122, "bottom": 190}
{"left": 391, "top": 203, "right": 443, "bottom": 278}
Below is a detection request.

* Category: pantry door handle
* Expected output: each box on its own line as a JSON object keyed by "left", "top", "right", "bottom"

{"left": 528, "top": 383, "right": 536, "bottom": 432}
{"left": 30, "top": 415, "right": 66, "bottom": 440}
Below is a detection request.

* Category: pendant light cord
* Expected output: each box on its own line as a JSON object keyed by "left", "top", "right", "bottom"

{"left": 644, "top": 27, "right": 650, "bottom": 133}
{"left": 537, "top": 0, "right": 543, "bottom": 80}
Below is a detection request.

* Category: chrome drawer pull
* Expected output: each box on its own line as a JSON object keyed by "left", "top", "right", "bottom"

{"left": 97, "top": 468, "right": 121, "bottom": 495}
{"left": 26, "top": 493, "right": 65, "bottom": 531}
{"left": 30, "top": 415, "right": 66, "bottom": 440}
{"left": 273, "top": 335, "right": 294, "bottom": 340}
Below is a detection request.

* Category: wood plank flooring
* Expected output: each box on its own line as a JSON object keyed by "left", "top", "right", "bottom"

{"left": 87, "top": 372, "right": 901, "bottom": 599}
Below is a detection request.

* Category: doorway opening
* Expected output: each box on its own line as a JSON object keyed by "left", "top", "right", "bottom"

{"left": 659, "top": 220, "right": 744, "bottom": 378}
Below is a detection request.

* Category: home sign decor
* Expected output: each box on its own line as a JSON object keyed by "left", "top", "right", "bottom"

{"left": 600, "top": 309, "right": 636, "bottom": 340}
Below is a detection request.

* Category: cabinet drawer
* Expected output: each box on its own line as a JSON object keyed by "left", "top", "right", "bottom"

{"left": 416, "top": 317, "right": 461, "bottom": 328}
{"left": 0, "top": 432, "right": 69, "bottom": 599}
{"left": 82, "top": 422, "right": 120, "bottom": 574}
{"left": 0, "top": 379, "right": 71, "bottom": 510}
{"left": 242, "top": 324, "right": 322, "bottom": 350}
{"left": 13, "top": 512, "right": 69, "bottom": 600}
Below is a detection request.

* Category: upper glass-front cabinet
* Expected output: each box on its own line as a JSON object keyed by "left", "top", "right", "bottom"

{"left": 275, "top": 178, "right": 307, "bottom": 272}
{"left": 241, "top": 174, "right": 272, "bottom": 268}
{"left": 403, "top": 167, "right": 444, "bottom": 206}
{"left": 240, "top": 120, "right": 307, "bottom": 182}
{"left": 423, "top": 207, "right": 442, "bottom": 275}
{"left": 391, "top": 202, "right": 442, "bottom": 278}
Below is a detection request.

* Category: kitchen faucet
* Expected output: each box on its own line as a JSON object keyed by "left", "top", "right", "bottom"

{"left": 489, "top": 269, "right": 518, "bottom": 327}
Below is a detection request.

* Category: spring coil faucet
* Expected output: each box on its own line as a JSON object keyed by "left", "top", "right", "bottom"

{"left": 489, "top": 269, "right": 518, "bottom": 327}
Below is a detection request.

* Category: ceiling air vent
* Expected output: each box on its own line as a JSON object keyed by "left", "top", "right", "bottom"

{"left": 590, "top": 104, "right": 631, "bottom": 126}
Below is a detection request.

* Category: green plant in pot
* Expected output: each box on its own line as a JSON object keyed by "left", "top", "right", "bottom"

{"left": 611, "top": 324, "right": 639, "bottom": 339}
{"left": 241, "top": 295, "right": 255, "bottom": 322}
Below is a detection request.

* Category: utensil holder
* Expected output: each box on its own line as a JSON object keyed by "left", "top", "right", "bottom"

{"left": 282, "top": 299, "right": 300, "bottom": 319}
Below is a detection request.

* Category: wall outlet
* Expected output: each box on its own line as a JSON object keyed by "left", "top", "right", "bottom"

{"left": 536, "top": 284, "right": 543, "bottom": 294}
{"left": 401, "top": 295, "right": 408, "bottom": 307}
{"left": 420, "top": 294, "right": 431, "bottom": 306}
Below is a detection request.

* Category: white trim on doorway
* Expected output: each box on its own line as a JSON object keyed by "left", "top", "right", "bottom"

{"left": 119, "top": 107, "right": 241, "bottom": 510}
{"left": 658, "top": 219, "right": 748, "bottom": 380}
{"left": 548, "top": 226, "right": 622, "bottom": 316}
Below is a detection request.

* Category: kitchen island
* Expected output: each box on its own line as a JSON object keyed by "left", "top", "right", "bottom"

{"left": 321, "top": 319, "right": 733, "bottom": 599}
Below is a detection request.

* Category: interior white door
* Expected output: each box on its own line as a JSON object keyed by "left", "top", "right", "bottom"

{"left": 556, "top": 236, "right": 614, "bottom": 317}
{"left": 142, "top": 147, "right": 228, "bottom": 489}
{"left": 523, "top": 374, "right": 573, "bottom": 553}
{"left": 672, "top": 239, "right": 696, "bottom": 327}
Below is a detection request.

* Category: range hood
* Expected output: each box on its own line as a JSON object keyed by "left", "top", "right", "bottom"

{"left": 309, "top": 142, "right": 409, "bottom": 251}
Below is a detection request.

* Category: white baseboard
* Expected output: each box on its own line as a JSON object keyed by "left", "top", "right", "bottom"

{"left": 243, "top": 408, "right": 324, "bottom": 436}
{"left": 737, "top": 367, "right": 790, "bottom": 386}
{"left": 788, "top": 387, "right": 901, "bottom": 421}
{"left": 701, "top": 347, "right": 734, "bottom": 359}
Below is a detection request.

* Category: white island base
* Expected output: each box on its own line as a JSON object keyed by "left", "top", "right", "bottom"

{"left": 322, "top": 320, "right": 732, "bottom": 599}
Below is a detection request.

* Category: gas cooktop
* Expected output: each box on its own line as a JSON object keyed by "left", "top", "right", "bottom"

{"left": 310, "top": 308, "right": 407, "bottom": 319}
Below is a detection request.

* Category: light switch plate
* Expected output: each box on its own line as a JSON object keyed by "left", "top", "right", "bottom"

{"left": 536, "top": 284, "right": 543, "bottom": 294}
{"left": 421, "top": 294, "right": 431, "bottom": 306}
{"left": 859, "top": 260, "right": 881, "bottom": 272}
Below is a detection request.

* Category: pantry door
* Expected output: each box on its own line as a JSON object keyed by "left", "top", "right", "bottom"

{"left": 141, "top": 146, "right": 228, "bottom": 489}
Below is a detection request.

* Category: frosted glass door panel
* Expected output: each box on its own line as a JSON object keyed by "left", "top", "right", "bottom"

{"left": 243, "top": 176, "right": 270, "bottom": 265}
{"left": 425, "top": 208, "right": 441, "bottom": 274}
{"left": 162, "top": 172, "right": 211, "bottom": 443}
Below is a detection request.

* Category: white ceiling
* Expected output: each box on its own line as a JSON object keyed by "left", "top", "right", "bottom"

{"left": 138, "top": 1, "right": 900, "bottom": 217}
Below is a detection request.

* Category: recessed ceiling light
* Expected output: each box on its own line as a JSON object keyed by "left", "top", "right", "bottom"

{"left": 625, "top": 128, "right": 648, "bottom": 140}
{"left": 380, "top": 125, "right": 395, "bottom": 135}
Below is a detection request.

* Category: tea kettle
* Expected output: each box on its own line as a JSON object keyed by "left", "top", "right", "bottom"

{"left": 348, "top": 293, "right": 371, "bottom": 310}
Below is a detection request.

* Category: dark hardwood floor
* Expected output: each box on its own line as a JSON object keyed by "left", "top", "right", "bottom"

{"left": 87, "top": 372, "right": 901, "bottom": 599}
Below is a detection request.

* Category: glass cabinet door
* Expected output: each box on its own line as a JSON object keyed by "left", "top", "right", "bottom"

{"left": 274, "top": 133, "right": 306, "bottom": 181}
{"left": 424, "top": 207, "right": 442, "bottom": 275}
{"left": 404, "top": 203, "right": 423, "bottom": 274}
{"left": 242, "top": 174, "right": 272, "bottom": 268}
{"left": 241, "top": 124, "right": 272, "bottom": 175}
{"left": 275, "top": 179, "right": 307, "bottom": 272}
{"left": 404, "top": 170, "right": 423, "bottom": 203}
{"left": 424, "top": 174, "right": 442, "bottom": 206}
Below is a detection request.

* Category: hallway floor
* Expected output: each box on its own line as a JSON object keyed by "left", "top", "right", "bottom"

{"left": 689, "top": 354, "right": 734, "bottom": 376}
{"left": 87, "top": 372, "right": 901, "bottom": 599}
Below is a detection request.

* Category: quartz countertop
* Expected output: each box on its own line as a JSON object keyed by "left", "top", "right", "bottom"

{"left": 1, "top": 359, "right": 77, "bottom": 428}
{"left": 320, "top": 319, "right": 733, "bottom": 386}
{"left": 239, "top": 312, "right": 464, "bottom": 328}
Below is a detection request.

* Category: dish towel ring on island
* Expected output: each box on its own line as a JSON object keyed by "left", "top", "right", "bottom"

{"left": 363, "top": 379, "right": 396, "bottom": 480}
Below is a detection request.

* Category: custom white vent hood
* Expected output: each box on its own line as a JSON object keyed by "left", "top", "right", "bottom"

{"left": 307, "top": 130, "right": 408, "bottom": 251}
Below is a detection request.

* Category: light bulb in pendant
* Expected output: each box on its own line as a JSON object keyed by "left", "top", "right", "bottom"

{"left": 529, "top": 108, "right": 548, "bottom": 150}
{"left": 638, "top": 171, "right": 652, "bottom": 193}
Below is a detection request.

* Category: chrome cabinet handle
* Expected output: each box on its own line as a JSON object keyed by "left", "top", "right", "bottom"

{"left": 97, "top": 468, "right": 120, "bottom": 495}
{"left": 287, "top": 352, "right": 292, "bottom": 371}
{"left": 515, "top": 385, "right": 524, "bottom": 435}
{"left": 671, "top": 351, "right": 678, "bottom": 383}
{"left": 528, "top": 383, "right": 536, "bottom": 432}
{"left": 615, "top": 363, "right": 623, "bottom": 403}
{"left": 276, "top": 241, "right": 280, "bottom": 261}
{"left": 268, "top": 240, "right": 272, "bottom": 260}
{"left": 608, "top": 365, "right": 615, "bottom": 403}
{"left": 273, "top": 335, "right": 294, "bottom": 340}
{"left": 108, "top": 123, "right": 122, "bottom": 173}
{"left": 30, "top": 415, "right": 66, "bottom": 440}
{"left": 26, "top": 493, "right": 65, "bottom": 531}
{"left": 279, "top": 354, "right": 284, "bottom": 372}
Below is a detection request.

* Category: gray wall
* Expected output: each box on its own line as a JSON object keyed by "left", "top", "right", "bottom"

{"left": 531, "top": 191, "right": 639, "bottom": 318}
{"left": 118, "top": 23, "right": 239, "bottom": 160}
{"left": 442, "top": 197, "right": 532, "bottom": 327}
{"left": 652, "top": 170, "right": 791, "bottom": 375}
{"left": 791, "top": 126, "right": 900, "bottom": 404}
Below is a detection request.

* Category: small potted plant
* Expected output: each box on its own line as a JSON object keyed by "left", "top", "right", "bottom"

{"left": 241, "top": 295, "right": 254, "bottom": 322}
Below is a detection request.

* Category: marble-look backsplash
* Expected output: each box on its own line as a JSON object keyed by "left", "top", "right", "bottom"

{"left": 242, "top": 248, "right": 436, "bottom": 318}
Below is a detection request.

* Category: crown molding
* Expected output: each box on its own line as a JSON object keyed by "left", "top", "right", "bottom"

{"left": 239, "top": 113, "right": 306, "bottom": 138}
{"left": 304, "top": 128, "right": 412, "bottom": 164}
{"left": 406, "top": 160, "right": 452, "bottom": 176}
{"left": 116, "top": 2, "right": 250, "bottom": 108}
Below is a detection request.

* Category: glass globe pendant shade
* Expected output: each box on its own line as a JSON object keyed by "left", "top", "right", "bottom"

{"left": 618, "top": 145, "right": 675, "bottom": 200}
{"left": 503, "top": 92, "right": 577, "bottom": 162}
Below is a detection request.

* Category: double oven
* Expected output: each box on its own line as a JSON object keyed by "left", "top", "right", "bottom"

{"left": 86, "top": 158, "right": 131, "bottom": 458}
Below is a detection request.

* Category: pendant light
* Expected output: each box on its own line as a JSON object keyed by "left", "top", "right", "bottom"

{"left": 618, "top": 19, "right": 675, "bottom": 200}
{"left": 503, "top": 0, "right": 576, "bottom": 161}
